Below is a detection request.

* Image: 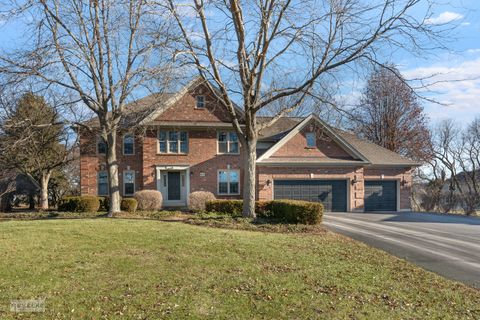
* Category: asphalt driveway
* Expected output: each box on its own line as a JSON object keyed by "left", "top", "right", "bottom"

{"left": 323, "top": 211, "right": 480, "bottom": 288}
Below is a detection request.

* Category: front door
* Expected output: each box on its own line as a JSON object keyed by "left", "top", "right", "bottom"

{"left": 158, "top": 169, "right": 188, "bottom": 206}
{"left": 167, "top": 172, "right": 181, "bottom": 201}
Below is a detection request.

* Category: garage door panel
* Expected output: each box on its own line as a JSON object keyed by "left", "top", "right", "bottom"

{"left": 274, "top": 180, "right": 347, "bottom": 212}
{"left": 364, "top": 180, "right": 397, "bottom": 211}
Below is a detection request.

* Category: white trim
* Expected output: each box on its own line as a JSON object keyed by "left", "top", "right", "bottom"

{"left": 123, "top": 170, "right": 135, "bottom": 196}
{"left": 157, "top": 129, "right": 189, "bottom": 154}
{"left": 122, "top": 134, "right": 135, "bottom": 156}
{"left": 216, "top": 131, "right": 240, "bottom": 155}
{"left": 257, "top": 114, "right": 369, "bottom": 163}
{"left": 217, "top": 169, "right": 241, "bottom": 195}
{"left": 155, "top": 165, "right": 190, "bottom": 207}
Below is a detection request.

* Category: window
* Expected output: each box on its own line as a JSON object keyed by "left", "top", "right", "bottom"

{"left": 97, "top": 137, "right": 107, "bottom": 155}
{"left": 196, "top": 95, "right": 205, "bottom": 108}
{"left": 306, "top": 132, "right": 316, "bottom": 148}
{"left": 218, "top": 169, "right": 240, "bottom": 195}
{"left": 158, "top": 130, "right": 188, "bottom": 154}
{"left": 98, "top": 171, "right": 108, "bottom": 196}
{"left": 123, "top": 171, "right": 135, "bottom": 196}
{"left": 217, "top": 131, "right": 239, "bottom": 154}
{"left": 123, "top": 134, "right": 134, "bottom": 155}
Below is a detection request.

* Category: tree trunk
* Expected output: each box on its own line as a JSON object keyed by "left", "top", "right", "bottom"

{"left": 28, "top": 193, "right": 35, "bottom": 210}
{"left": 106, "top": 130, "right": 121, "bottom": 215}
{"left": 242, "top": 138, "right": 257, "bottom": 218}
{"left": 39, "top": 171, "right": 51, "bottom": 210}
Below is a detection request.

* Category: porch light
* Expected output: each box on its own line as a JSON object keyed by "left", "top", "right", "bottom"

{"left": 351, "top": 177, "right": 358, "bottom": 185}
{"left": 266, "top": 179, "right": 271, "bottom": 187}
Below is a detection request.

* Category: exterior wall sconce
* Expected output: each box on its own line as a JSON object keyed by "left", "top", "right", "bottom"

{"left": 401, "top": 178, "right": 407, "bottom": 186}
{"left": 266, "top": 179, "right": 271, "bottom": 187}
{"left": 351, "top": 178, "right": 358, "bottom": 185}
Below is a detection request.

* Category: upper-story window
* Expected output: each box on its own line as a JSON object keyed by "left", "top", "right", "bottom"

{"left": 97, "top": 137, "right": 107, "bottom": 155}
{"left": 158, "top": 130, "right": 188, "bottom": 154}
{"left": 123, "top": 134, "right": 134, "bottom": 155}
{"left": 306, "top": 132, "right": 316, "bottom": 148}
{"left": 218, "top": 131, "right": 239, "bottom": 154}
{"left": 196, "top": 95, "right": 205, "bottom": 109}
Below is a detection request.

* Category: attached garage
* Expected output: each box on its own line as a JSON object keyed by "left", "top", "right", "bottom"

{"left": 364, "top": 180, "right": 397, "bottom": 211}
{"left": 273, "top": 180, "right": 348, "bottom": 212}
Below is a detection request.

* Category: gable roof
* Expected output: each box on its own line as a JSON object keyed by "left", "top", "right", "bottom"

{"left": 139, "top": 77, "right": 244, "bottom": 125}
{"left": 257, "top": 114, "right": 369, "bottom": 163}
{"left": 256, "top": 114, "right": 420, "bottom": 167}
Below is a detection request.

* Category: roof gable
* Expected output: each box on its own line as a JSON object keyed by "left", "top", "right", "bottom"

{"left": 257, "top": 114, "right": 369, "bottom": 163}
{"left": 139, "top": 77, "right": 244, "bottom": 125}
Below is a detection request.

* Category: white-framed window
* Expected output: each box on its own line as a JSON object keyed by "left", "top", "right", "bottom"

{"left": 158, "top": 130, "right": 188, "bottom": 154}
{"left": 123, "top": 134, "right": 135, "bottom": 155}
{"left": 123, "top": 170, "right": 135, "bottom": 196}
{"left": 306, "top": 132, "right": 316, "bottom": 148}
{"left": 196, "top": 95, "right": 205, "bottom": 108}
{"left": 218, "top": 169, "right": 240, "bottom": 195}
{"left": 98, "top": 171, "right": 108, "bottom": 196}
{"left": 97, "top": 137, "right": 107, "bottom": 155}
{"left": 217, "top": 131, "right": 239, "bottom": 154}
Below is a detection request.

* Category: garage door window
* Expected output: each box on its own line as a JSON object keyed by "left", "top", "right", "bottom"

{"left": 218, "top": 169, "right": 239, "bottom": 195}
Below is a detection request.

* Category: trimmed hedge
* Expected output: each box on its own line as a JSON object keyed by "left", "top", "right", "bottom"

{"left": 58, "top": 196, "right": 100, "bottom": 213}
{"left": 134, "top": 190, "right": 162, "bottom": 211}
{"left": 205, "top": 199, "right": 323, "bottom": 225}
{"left": 271, "top": 200, "right": 323, "bottom": 225}
{"left": 121, "top": 198, "right": 138, "bottom": 213}
{"left": 98, "top": 196, "right": 110, "bottom": 212}
{"left": 205, "top": 200, "right": 243, "bottom": 216}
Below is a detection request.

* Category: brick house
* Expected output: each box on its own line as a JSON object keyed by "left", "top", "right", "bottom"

{"left": 80, "top": 78, "right": 419, "bottom": 212}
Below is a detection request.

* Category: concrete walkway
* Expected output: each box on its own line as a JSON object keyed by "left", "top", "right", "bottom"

{"left": 323, "top": 211, "right": 480, "bottom": 288}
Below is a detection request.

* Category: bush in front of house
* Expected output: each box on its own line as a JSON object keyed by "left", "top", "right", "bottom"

{"left": 58, "top": 196, "right": 100, "bottom": 213}
{"left": 205, "top": 200, "right": 243, "bottom": 216}
{"left": 98, "top": 196, "right": 110, "bottom": 212}
{"left": 205, "top": 199, "right": 323, "bottom": 224}
{"left": 271, "top": 200, "right": 323, "bottom": 225}
{"left": 134, "top": 190, "right": 163, "bottom": 211}
{"left": 121, "top": 198, "right": 138, "bottom": 213}
{"left": 255, "top": 200, "right": 274, "bottom": 218}
{"left": 188, "top": 191, "right": 216, "bottom": 212}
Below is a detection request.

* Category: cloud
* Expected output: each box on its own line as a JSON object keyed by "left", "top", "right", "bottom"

{"left": 402, "top": 57, "right": 480, "bottom": 124}
{"left": 425, "top": 11, "right": 464, "bottom": 25}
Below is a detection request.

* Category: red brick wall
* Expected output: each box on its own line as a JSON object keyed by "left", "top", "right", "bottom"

{"left": 272, "top": 123, "right": 353, "bottom": 159}
{"left": 141, "top": 128, "right": 243, "bottom": 198}
{"left": 80, "top": 130, "right": 143, "bottom": 197}
{"left": 156, "top": 83, "right": 233, "bottom": 123}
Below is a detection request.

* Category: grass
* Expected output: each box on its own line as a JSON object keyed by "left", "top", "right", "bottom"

{"left": 0, "top": 219, "right": 479, "bottom": 319}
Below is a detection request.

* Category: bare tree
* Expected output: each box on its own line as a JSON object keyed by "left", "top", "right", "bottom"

{"left": 352, "top": 65, "right": 432, "bottom": 162}
{"left": 0, "top": 0, "right": 175, "bottom": 214}
{"left": 166, "top": 0, "right": 445, "bottom": 217}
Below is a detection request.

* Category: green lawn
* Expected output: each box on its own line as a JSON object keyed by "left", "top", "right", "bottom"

{"left": 0, "top": 219, "right": 479, "bottom": 319}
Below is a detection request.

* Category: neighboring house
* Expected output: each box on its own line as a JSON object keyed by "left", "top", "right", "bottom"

{"left": 79, "top": 78, "right": 419, "bottom": 212}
